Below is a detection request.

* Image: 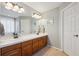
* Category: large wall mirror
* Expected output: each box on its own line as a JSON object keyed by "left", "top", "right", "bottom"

{"left": 0, "top": 15, "right": 35, "bottom": 36}
{"left": 0, "top": 2, "right": 37, "bottom": 37}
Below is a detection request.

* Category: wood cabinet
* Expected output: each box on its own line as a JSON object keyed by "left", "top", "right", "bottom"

{"left": 33, "top": 39, "right": 39, "bottom": 54}
{"left": 2, "top": 44, "right": 21, "bottom": 56}
{"left": 38, "top": 36, "right": 48, "bottom": 49}
{"left": 0, "top": 35, "right": 48, "bottom": 56}
{"left": 38, "top": 37, "right": 44, "bottom": 49}
{"left": 43, "top": 36, "right": 48, "bottom": 46}
{"left": 0, "top": 49, "right": 1, "bottom": 56}
{"left": 2, "top": 49, "right": 21, "bottom": 56}
{"left": 22, "top": 40, "right": 32, "bottom": 56}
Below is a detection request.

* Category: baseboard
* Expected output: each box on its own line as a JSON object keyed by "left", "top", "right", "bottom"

{"left": 63, "top": 51, "right": 69, "bottom": 56}
{"left": 49, "top": 46, "right": 63, "bottom": 51}
{"left": 52, "top": 46, "right": 69, "bottom": 56}
{"left": 53, "top": 47, "right": 63, "bottom": 51}
{"left": 46, "top": 45, "right": 63, "bottom": 51}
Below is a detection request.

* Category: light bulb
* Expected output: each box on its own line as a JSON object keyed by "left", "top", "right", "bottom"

{"left": 18, "top": 8, "right": 24, "bottom": 13}
{"left": 18, "top": 10, "right": 22, "bottom": 13}
{"left": 35, "top": 14, "right": 41, "bottom": 19}
{"left": 5, "top": 2, "right": 13, "bottom": 10}
{"left": 13, "top": 5, "right": 19, "bottom": 12}
{"left": 20, "top": 8, "right": 24, "bottom": 12}
{"left": 32, "top": 13, "right": 41, "bottom": 19}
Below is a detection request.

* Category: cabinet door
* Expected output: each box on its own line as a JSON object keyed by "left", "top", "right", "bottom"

{"left": 38, "top": 38, "right": 44, "bottom": 49}
{"left": 33, "top": 39, "right": 39, "bottom": 54}
{"left": 0, "top": 49, "right": 1, "bottom": 56}
{"left": 22, "top": 40, "right": 32, "bottom": 56}
{"left": 39, "top": 39, "right": 43, "bottom": 49}
{"left": 43, "top": 36, "right": 48, "bottom": 46}
{"left": 2, "top": 44, "right": 21, "bottom": 54}
{"left": 2, "top": 49, "right": 21, "bottom": 56}
{"left": 2, "top": 44, "right": 21, "bottom": 56}
{"left": 22, "top": 45, "right": 32, "bottom": 56}
{"left": 38, "top": 36, "right": 48, "bottom": 49}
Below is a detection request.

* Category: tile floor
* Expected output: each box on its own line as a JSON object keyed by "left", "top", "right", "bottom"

{"left": 33, "top": 46, "right": 68, "bottom": 56}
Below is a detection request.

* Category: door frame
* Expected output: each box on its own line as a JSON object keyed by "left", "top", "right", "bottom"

{"left": 60, "top": 2, "right": 76, "bottom": 51}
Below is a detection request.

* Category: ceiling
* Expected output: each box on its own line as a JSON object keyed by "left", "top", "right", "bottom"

{"left": 0, "top": 2, "right": 37, "bottom": 18}
{"left": 24, "top": 2, "right": 63, "bottom": 13}
{"left": 0, "top": 2, "right": 65, "bottom": 18}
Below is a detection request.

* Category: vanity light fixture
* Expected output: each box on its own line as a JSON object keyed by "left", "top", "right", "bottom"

{"left": 32, "top": 13, "right": 41, "bottom": 19}
{"left": 18, "top": 7, "right": 24, "bottom": 13}
{"left": 13, "top": 5, "right": 19, "bottom": 12}
{"left": 5, "top": 2, "right": 24, "bottom": 13}
{"left": 20, "top": 8, "right": 24, "bottom": 12}
{"left": 5, "top": 2, "right": 13, "bottom": 10}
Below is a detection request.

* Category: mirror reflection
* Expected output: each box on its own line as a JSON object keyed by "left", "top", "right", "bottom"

{"left": 0, "top": 2, "right": 47, "bottom": 38}
{"left": 0, "top": 2, "right": 36, "bottom": 37}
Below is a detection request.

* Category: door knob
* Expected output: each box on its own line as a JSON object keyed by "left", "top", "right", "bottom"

{"left": 74, "top": 34, "right": 78, "bottom": 37}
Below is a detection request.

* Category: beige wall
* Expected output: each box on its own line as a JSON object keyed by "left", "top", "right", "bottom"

{"left": 42, "top": 2, "right": 72, "bottom": 49}
{"left": 42, "top": 7, "right": 60, "bottom": 48}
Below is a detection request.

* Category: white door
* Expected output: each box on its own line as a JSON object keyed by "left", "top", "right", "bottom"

{"left": 63, "top": 5, "right": 73, "bottom": 55}
{"left": 63, "top": 3, "right": 79, "bottom": 56}
{"left": 74, "top": 3, "right": 79, "bottom": 55}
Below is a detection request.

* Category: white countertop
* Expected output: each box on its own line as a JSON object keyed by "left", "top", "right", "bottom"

{"left": 0, "top": 33, "right": 48, "bottom": 48}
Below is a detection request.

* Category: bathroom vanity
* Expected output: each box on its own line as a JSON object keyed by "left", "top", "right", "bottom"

{"left": 0, "top": 33, "right": 48, "bottom": 56}
{"left": 2, "top": 44, "right": 21, "bottom": 56}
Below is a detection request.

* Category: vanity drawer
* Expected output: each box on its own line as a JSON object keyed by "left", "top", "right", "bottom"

{"left": 2, "top": 43, "right": 21, "bottom": 54}
{"left": 2, "top": 49, "right": 21, "bottom": 56}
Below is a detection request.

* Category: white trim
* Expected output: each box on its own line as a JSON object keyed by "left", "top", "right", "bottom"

{"left": 60, "top": 2, "right": 78, "bottom": 56}
{"left": 59, "top": 2, "right": 75, "bottom": 51}
{"left": 61, "top": 2, "right": 75, "bottom": 12}
{"left": 50, "top": 46, "right": 63, "bottom": 51}
{"left": 53, "top": 47, "right": 63, "bottom": 51}
{"left": 59, "top": 10, "right": 64, "bottom": 50}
